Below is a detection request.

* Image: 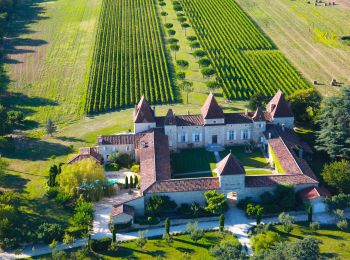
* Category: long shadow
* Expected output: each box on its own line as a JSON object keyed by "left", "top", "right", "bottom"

{"left": 0, "top": 0, "right": 54, "bottom": 129}
{"left": 0, "top": 172, "right": 29, "bottom": 190}
{"left": 173, "top": 237, "right": 210, "bottom": 249}
{"left": 56, "top": 136, "right": 85, "bottom": 143}
{"left": 4, "top": 137, "right": 73, "bottom": 161}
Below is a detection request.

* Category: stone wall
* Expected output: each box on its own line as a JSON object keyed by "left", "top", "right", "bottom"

{"left": 97, "top": 144, "right": 135, "bottom": 161}
{"left": 125, "top": 196, "right": 145, "bottom": 216}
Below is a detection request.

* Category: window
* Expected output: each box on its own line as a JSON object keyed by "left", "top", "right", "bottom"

{"left": 242, "top": 129, "right": 249, "bottom": 140}
{"left": 169, "top": 140, "right": 173, "bottom": 147}
{"left": 259, "top": 123, "right": 264, "bottom": 128}
{"left": 229, "top": 130, "right": 235, "bottom": 141}
{"left": 126, "top": 146, "right": 129, "bottom": 151}
{"left": 194, "top": 133, "right": 200, "bottom": 142}
{"left": 181, "top": 133, "right": 186, "bottom": 143}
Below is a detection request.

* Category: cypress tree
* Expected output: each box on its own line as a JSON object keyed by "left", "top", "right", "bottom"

{"left": 124, "top": 176, "right": 128, "bottom": 189}
{"left": 219, "top": 214, "right": 225, "bottom": 232}
{"left": 165, "top": 218, "right": 170, "bottom": 235}
{"left": 129, "top": 176, "right": 134, "bottom": 188}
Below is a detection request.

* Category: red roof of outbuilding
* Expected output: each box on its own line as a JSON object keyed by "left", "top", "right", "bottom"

{"left": 67, "top": 147, "right": 103, "bottom": 164}
{"left": 112, "top": 204, "right": 135, "bottom": 217}
{"left": 299, "top": 186, "right": 331, "bottom": 200}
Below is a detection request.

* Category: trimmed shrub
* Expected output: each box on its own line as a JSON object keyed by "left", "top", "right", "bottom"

{"left": 89, "top": 238, "right": 112, "bottom": 252}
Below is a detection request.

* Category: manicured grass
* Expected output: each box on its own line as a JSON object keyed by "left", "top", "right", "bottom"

{"left": 236, "top": 0, "right": 350, "bottom": 96}
{"left": 220, "top": 146, "right": 268, "bottom": 169}
{"left": 97, "top": 231, "right": 238, "bottom": 259}
{"left": 273, "top": 222, "right": 350, "bottom": 259}
{"left": 171, "top": 148, "right": 217, "bottom": 175}
{"left": 245, "top": 169, "right": 273, "bottom": 175}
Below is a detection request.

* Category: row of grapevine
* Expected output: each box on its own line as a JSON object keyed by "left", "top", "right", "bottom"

{"left": 85, "top": 0, "right": 174, "bottom": 114}
{"left": 179, "top": 0, "right": 310, "bottom": 99}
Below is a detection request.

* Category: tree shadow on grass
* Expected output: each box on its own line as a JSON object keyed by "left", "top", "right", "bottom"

{"left": 0, "top": 171, "right": 29, "bottom": 190}
{"left": 103, "top": 247, "right": 166, "bottom": 259}
{"left": 5, "top": 137, "right": 73, "bottom": 161}
{"left": 56, "top": 136, "right": 85, "bottom": 143}
{"left": 175, "top": 246, "right": 195, "bottom": 254}
{"left": 173, "top": 238, "right": 210, "bottom": 249}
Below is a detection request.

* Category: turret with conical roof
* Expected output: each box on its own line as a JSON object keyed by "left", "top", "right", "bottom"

{"left": 266, "top": 90, "right": 294, "bottom": 129}
{"left": 266, "top": 90, "right": 293, "bottom": 119}
{"left": 134, "top": 96, "right": 157, "bottom": 133}
{"left": 201, "top": 93, "right": 225, "bottom": 125}
{"left": 217, "top": 152, "right": 245, "bottom": 176}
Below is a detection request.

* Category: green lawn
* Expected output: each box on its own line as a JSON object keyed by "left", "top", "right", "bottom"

{"left": 273, "top": 223, "right": 350, "bottom": 259}
{"left": 245, "top": 169, "right": 273, "bottom": 175}
{"left": 98, "top": 231, "right": 238, "bottom": 260}
{"left": 171, "top": 148, "right": 217, "bottom": 175}
{"left": 220, "top": 146, "right": 268, "bottom": 169}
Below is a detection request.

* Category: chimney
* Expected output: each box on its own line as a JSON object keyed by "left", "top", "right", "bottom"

{"left": 268, "top": 132, "right": 271, "bottom": 139}
{"left": 298, "top": 148, "right": 304, "bottom": 159}
{"left": 282, "top": 124, "right": 285, "bottom": 132}
{"left": 245, "top": 108, "right": 248, "bottom": 116}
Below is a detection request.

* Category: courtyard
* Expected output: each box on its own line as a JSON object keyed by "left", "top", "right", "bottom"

{"left": 171, "top": 146, "right": 272, "bottom": 178}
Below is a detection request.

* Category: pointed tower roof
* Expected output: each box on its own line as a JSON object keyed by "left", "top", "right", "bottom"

{"left": 164, "top": 109, "right": 176, "bottom": 125}
{"left": 201, "top": 93, "right": 224, "bottom": 119}
{"left": 216, "top": 152, "right": 245, "bottom": 176}
{"left": 134, "top": 96, "right": 155, "bottom": 123}
{"left": 266, "top": 90, "right": 293, "bottom": 118}
{"left": 252, "top": 107, "right": 265, "bottom": 121}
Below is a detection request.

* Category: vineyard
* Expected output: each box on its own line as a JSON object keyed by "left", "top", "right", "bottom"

{"left": 179, "top": 0, "right": 311, "bottom": 99}
{"left": 85, "top": 0, "right": 174, "bottom": 113}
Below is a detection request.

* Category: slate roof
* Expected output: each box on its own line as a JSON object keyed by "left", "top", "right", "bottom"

{"left": 225, "top": 113, "right": 252, "bottom": 124}
{"left": 298, "top": 186, "right": 331, "bottom": 200}
{"left": 201, "top": 93, "right": 224, "bottom": 119}
{"left": 139, "top": 130, "right": 171, "bottom": 193}
{"left": 111, "top": 204, "right": 135, "bottom": 217}
{"left": 216, "top": 153, "right": 245, "bottom": 176}
{"left": 266, "top": 90, "right": 293, "bottom": 118}
{"left": 134, "top": 95, "right": 156, "bottom": 123}
{"left": 144, "top": 177, "right": 220, "bottom": 193}
{"left": 264, "top": 124, "right": 313, "bottom": 154}
{"left": 67, "top": 147, "right": 103, "bottom": 164}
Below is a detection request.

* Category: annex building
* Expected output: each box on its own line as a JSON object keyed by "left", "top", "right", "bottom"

{"left": 69, "top": 91, "right": 325, "bottom": 224}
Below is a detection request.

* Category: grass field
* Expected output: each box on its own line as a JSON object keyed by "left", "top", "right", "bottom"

{"left": 171, "top": 148, "right": 217, "bottom": 175}
{"left": 236, "top": 0, "right": 350, "bottom": 97}
{"left": 3, "top": 0, "right": 101, "bottom": 124}
{"left": 274, "top": 223, "right": 350, "bottom": 259}
{"left": 178, "top": 0, "right": 310, "bottom": 100}
{"left": 220, "top": 146, "right": 268, "bottom": 169}
{"left": 98, "top": 231, "right": 238, "bottom": 259}
{"left": 86, "top": 0, "right": 174, "bottom": 113}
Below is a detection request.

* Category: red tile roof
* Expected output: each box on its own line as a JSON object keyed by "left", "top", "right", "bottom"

{"left": 67, "top": 147, "right": 103, "bottom": 164}
{"left": 264, "top": 124, "right": 313, "bottom": 154}
{"left": 112, "top": 204, "right": 135, "bottom": 217}
{"left": 201, "top": 93, "right": 224, "bottom": 119}
{"left": 298, "top": 186, "right": 331, "bottom": 200}
{"left": 140, "top": 130, "right": 171, "bottom": 193}
{"left": 144, "top": 177, "right": 220, "bottom": 193}
{"left": 98, "top": 134, "right": 138, "bottom": 145}
{"left": 266, "top": 90, "right": 293, "bottom": 118}
{"left": 217, "top": 153, "right": 245, "bottom": 176}
{"left": 246, "top": 174, "right": 318, "bottom": 187}
{"left": 134, "top": 96, "right": 156, "bottom": 123}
